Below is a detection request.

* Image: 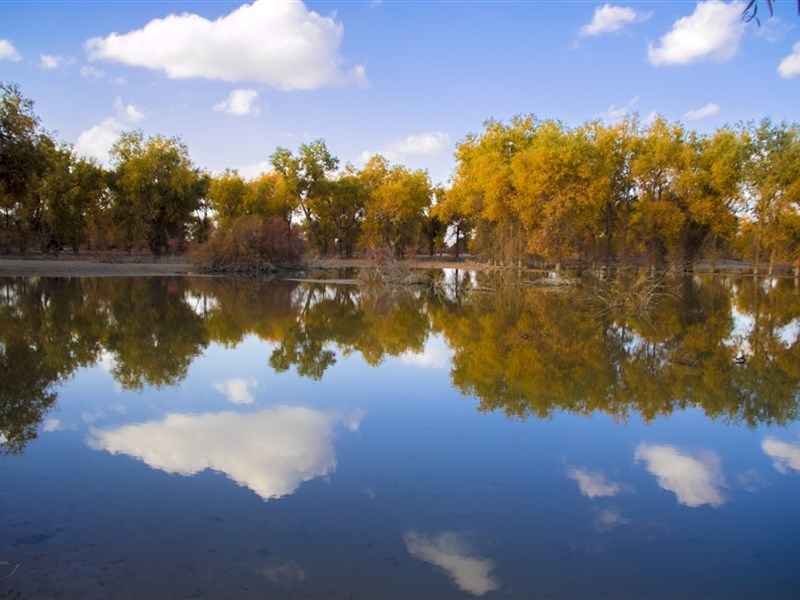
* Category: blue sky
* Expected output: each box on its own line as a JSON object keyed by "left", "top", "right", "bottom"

{"left": 1, "top": 0, "right": 799, "bottom": 184}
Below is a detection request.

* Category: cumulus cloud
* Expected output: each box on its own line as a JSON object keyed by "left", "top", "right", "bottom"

{"left": 580, "top": 4, "right": 648, "bottom": 37}
{"left": 75, "top": 98, "right": 144, "bottom": 164}
{"left": 236, "top": 160, "right": 272, "bottom": 180}
{"left": 388, "top": 132, "right": 450, "bottom": 158}
{"left": 0, "top": 39, "right": 21, "bottom": 62}
{"left": 762, "top": 437, "right": 800, "bottom": 473}
{"left": 360, "top": 131, "right": 451, "bottom": 165}
{"left": 684, "top": 102, "right": 720, "bottom": 121}
{"left": 75, "top": 118, "right": 124, "bottom": 165}
{"left": 40, "top": 54, "right": 67, "bottom": 70}
{"left": 779, "top": 42, "right": 800, "bottom": 78}
{"left": 635, "top": 443, "right": 725, "bottom": 507}
{"left": 114, "top": 96, "right": 144, "bottom": 122}
{"left": 213, "top": 377, "right": 258, "bottom": 405}
{"left": 87, "top": 406, "right": 351, "bottom": 500}
{"left": 404, "top": 531, "right": 499, "bottom": 596}
{"left": 595, "top": 508, "right": 629, "bottom": 531}
{"left": 567, "top": 467, "right": 622, "bottom": 498}
{"left": 214, "top": 89, "right": 260, "bottom": 116}
{"left": 648, "top": 1, "right": 745, "bottom": 66}
{"left": 85, "top": 0, "right": 365, "bottom": 90}
{"left": 80, "top": 65, "right": 105, "bottom": 79}
{"left": 601, "top": 96, "right": 640, "bottom": 123}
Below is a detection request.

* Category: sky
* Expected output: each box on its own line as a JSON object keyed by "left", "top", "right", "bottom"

{"left": 1, "top": 0, "right": 799, "bottom": 185}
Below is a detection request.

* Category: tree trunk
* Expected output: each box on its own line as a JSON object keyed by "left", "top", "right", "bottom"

{"left": 768, "top": 247, "right": 776, "bottom": 277}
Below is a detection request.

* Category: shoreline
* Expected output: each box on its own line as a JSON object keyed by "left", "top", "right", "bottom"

{"left": 0, "top": 258, "right": 197, "bottom": 277}
{"left": 0, "top": 256, "right": 793, "bottom": 278}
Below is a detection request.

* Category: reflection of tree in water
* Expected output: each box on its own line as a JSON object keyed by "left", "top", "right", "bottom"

{"left": 101, "top": 278, "right": 209, "bottom": 389}
{"left": 268, "top": 284, "right": 430, "bottom": 379}
{"left": 0, "top": 277, "right": 208, "bottom": 452}
{"left": 433, "top": 274, "right": 800, "bottom": 426}
{"left": 0, "top": 278, "right": 106, "bottom": 452}
{"left": 2, "top": 273, "right": 800, "bottom": 452}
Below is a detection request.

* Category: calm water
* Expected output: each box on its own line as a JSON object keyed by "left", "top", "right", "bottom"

{"left": 1, "top": 273, "right": 800, "bottom": 599}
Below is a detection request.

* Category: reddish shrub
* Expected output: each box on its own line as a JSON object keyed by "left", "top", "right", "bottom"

{"left": 193, "top": 216, "right": 304, "bottom": 272}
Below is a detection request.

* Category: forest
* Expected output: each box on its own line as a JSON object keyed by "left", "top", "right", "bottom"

{"left": 1, "top": 82, "right": 799, "bottom": 273}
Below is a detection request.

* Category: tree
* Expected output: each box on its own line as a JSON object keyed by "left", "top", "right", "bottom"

{"left": 743, "top": 120, "right": 800, "bottom": 275}
{"left": 629, "top": 117, "right": 687, "bottom": 268}
{"left": 208, "top": 169, "right": 248, "bottom": 228}
{"left": 270, "top": 140, "right": 338, "bottom": 254}
{"left": 0, "top": 83, "right": 51, "bottom": 252}
{"left": 511, "top": 120, "right": 600, "bottom": 268}
{"left": 110, "top": 132, "right": 204, "bottom": 255}
{"left": 361, "top": 157, "right": 432, "bottom": 258}
{"left": 432, "top": 186, "right": 472, "bottom": 258}
{"left": 450, "top": 116, "right": 538, "bottom": 264}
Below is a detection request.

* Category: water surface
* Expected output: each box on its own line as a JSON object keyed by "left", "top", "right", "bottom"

{"left": 2, "top": 273, "right": 800, "bottom": 598}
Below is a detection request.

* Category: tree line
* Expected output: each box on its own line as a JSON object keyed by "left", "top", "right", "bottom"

{"left": 2, "top": 83, "right": 799, "bottom": 271}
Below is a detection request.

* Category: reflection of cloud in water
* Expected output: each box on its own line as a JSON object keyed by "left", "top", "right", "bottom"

{"left": 635, "top": 444, "right": 725, "bottom": 508}
{"left": 595, "top": 508, "right": 629, "bottom": 531}
{"left": 42, "top": 418, "right": 62, "bottom": 432}
{"left": 399, "top": 335, "right": 452, "bottom": 369}
{"left": 567, "top": 467, "right": 621, "bottom": 498}
{"left": 98, "top": 350, "right": 117, "bottom": 373}
{"left": 762, "top": 437, "right": 800, "bottom": 473}
{"left": 259, "top": 561, "right": 306, "bottom": 586}
{"left": 184, "top": 292, "right": 218, "bottom": 316}
{"left": 213, "top": 377, "right": 258, "bottom": 405}
{"left": 776, "top": 319, "right": 800, "bottom": 347}
{"left": 725, "top": 307, "right": 754, "bottom": 357}
{"left": 404, "top": 531, "right": 499, "bottom": 596}
{"left": 88, "top": 406, "right": 359, "bottom": 501}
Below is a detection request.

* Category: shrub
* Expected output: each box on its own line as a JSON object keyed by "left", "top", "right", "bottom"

{"left": 192, "top": 215, "right": 304, "bottom": 273}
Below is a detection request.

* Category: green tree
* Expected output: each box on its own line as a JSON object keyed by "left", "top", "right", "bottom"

{"left": 110, "top": 132, "right": 204, "bottom": 255}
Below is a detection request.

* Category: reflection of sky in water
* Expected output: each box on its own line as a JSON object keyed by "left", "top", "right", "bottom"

{"left": 3, "top": 276, "right": 800, "bottom": 598}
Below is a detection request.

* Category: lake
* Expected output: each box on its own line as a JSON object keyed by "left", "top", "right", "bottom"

{"left": 1, "top": 272, "right": 799, "bottom": 599}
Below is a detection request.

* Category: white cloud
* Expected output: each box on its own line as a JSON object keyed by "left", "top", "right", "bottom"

{"left": 580, "top": 4, "right": 647, "bottom": 37}
{"left": 595, "top": 508, "right": 629, "bottom": 531}
{"left": 236, "top": 160, "right": 271, "bottom": 180}
{"left": 762, "top": 437, "right": 800, "bottom": 473}
{"left": 567, "top": 467, "right": 622, "bottom": 498}
{"left": 779, "top": 42, "right": 800, "bottom": 78}
{"left": 42, "top": 418, "right": 62, "bottom": 433}
{"left": 40, "top": 54, "right": 66, "bottom": 70}
{"left": 0, "top": 39, "right": 21, "bottom": 62}
{"left": 213, "top": 89, "right": 260, "bottom": 116}
{"left": 644, "top": 110, "right": 659, "bottom": 126}
{"left": 635, "top": 443, "right": 725, "bottom": 507}
{"left": 85, "top": 0, "right": 365, "bottom": 90}
{"left": 601, "top": 96, "right": 639, "bottom": 123}
{"left": 113, "top": 96, "right": 144, "bottom": 122}
{"left": 80, "top": 65, "right": 105, "bottom": 79}
{"left": 75, "top": 98, "right": 145, "bottom": 163}
{"left": 684, "top": 102, "right": 720, "bottom": 121}
{"left": 213, "top": 377, "right": 258, "bottom": 405}
{"left": 75, "top": 117, "right": 124, "bottom": 165}
{"left": 648, "top": 1, "right": 745, "bottom": 66}
{"left": 360, "top": 132, "right": 451, "bottom": 166}
{"left": 404, "top": 531, "right": 499, "bottom": 596}
{"left": 87, "top": 406, "right": 348, "bottom": 501}
{"left": 98, "top": 350, "right": 117, "bottom": 373}
{"left": 388, "top": 132, "right": 450, "bottom": 159}
{"left": 399, "top": 336, "right": 452, "bottom": 369}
